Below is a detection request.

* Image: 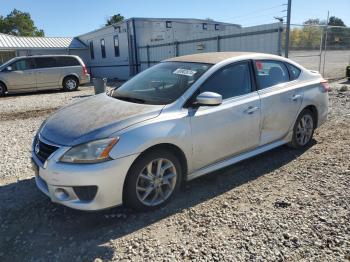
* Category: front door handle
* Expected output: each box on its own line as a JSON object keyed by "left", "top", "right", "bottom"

{"left": 244, "top": 106, "right": 259, "bottom": 114}
{"left": 291, "top": 94, "right": 302, "bottom": 101}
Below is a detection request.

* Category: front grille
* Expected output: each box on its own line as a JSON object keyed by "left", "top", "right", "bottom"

{"left": 73, "top": 186, "right": 98, "bottom": 201}
{"left": 34, "top": 137, "right": 59, "bottom": 163}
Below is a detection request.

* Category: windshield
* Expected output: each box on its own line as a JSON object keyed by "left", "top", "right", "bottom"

{"left": 111, "top": 62, "right": 212, "bottom": 105}
{"left": 0, "top": 57, "right": 17, "bottom": 70}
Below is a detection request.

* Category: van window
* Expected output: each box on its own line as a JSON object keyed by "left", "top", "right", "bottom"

{"left": 89, "top": 41, "right": 94, "bottom": 60}
{"left": 56, "top": 57, "right": 80, "bottom": 67}
{"left": 10, "top": 59, "right": 35, "bottom": 71}
{"left": 200, "top": 61, "right": 253, "bottom": 100}
{"left": 255, "top": 60, "right": 289, "bottom": 89}
{"left": 114, "top": 36, "right": 120, "bottom": 57}
{"left": 34, "top": 57, "right": 56, "bottom": 69}
{"left": 101, "top": 39, "right": 106, "bottom": 58}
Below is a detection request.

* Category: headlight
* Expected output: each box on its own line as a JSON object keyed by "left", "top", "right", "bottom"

{"left": 60, "top": 138, "right": 118, "bottom": 163}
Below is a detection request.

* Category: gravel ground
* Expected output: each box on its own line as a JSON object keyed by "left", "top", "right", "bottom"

{"left": 0, "top": 81, "right": 349, "bottom": 261}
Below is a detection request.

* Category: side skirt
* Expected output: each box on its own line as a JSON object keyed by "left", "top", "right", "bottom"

{"left": 186, "top": 139, "right": 288, "bottom": 181}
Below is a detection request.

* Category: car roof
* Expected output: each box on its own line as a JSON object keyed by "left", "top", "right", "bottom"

{"left": 15, "top": 55, "right": 79, "bottom": 59}
{"left": 164, "top": 52, "right": 282, "bottom": 64}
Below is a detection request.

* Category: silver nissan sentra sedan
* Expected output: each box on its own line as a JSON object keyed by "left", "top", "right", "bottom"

{"left": 32, "top": 52, "right": 329, "bottom": 211}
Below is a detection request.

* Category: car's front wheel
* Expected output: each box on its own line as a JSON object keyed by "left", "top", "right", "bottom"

{"left": 289, "top": 109, "right": 315, "bottom": 148}
{"left": 0, "top": 82, "right": 7, "bottom": 96}
{"left": 124, "top": 150, "right": 182, "bottom": 211}
{"left": 63, "top": 76, "right": 79, "bottom": 91}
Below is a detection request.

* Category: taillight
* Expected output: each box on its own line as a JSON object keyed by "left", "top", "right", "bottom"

{"left": 320, "top": 79, "right": 330, "bottom": 92}
{"left": 82, "top": 64, "right": 88, "bottom": 76}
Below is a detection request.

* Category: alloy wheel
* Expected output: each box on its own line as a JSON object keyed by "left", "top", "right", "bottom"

{"left": 136, "top": 158, "right": 177, "bottom": 206}
{"left": 295, "top": 114, "right": 314, "bottom": 146}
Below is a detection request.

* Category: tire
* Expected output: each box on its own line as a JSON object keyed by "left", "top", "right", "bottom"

{"left": 0, "top": 82, "right": 7, "bottom": 96}
{"left": 124, "top": 150, "right": 182, "bottom": 211}
{"left": 63, "top": 76, "right": 79, "bottom": 91}
{"left": 288, "top": 109, "right": 315, "bottom": 148}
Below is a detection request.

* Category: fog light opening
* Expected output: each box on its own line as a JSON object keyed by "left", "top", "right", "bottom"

{"left": 54, "top": 188, "right": 70, "bottom": 201}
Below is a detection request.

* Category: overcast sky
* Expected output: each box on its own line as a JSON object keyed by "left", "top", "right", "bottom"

{"left": 1, "top": 0, "right": 349, "bottom": 37}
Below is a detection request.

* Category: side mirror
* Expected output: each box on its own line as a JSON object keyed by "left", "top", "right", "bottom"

{"left": 196, "top": 92, "right": 222, "bottom": 106}
{"left": 5, "top": 66, "right": 12, "bottom": 72}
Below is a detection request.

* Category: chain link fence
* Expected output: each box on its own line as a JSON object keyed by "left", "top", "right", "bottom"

{"left": 283, "top": 24, "right": 350, "bottom": 79}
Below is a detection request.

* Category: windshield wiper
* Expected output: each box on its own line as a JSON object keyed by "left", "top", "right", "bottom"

{"left": 114, "top": 95, "right": 146, "bottom": 104}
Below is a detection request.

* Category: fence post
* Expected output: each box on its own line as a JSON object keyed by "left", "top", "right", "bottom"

{"left": 217, "top": 35, "right": 221, "bottom": 52}
{"left": 318, "top": 27, "right": 324, "bottom": 72}
{"left": 146, "top": 45, "right": 150, "bottom": 68}
{"left": 322, "top": 11, "right": 330, "bottom": 77}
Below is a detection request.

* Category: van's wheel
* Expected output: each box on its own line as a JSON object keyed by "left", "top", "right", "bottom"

{"left": 124, "top": 150, "right": 182, "bottom": 211}
{"left": 63, "top": 76, "right": 79, "bottom": 91}
{"left": 0, "top": 82, "right": 7, "bottom": 96}
{"left": 288, "top": 109, "right": 315, "bottom": 148}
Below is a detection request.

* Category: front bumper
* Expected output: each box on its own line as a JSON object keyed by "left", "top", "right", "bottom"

{"left": 31, "top": 147, "right": 138, "bottom": 211}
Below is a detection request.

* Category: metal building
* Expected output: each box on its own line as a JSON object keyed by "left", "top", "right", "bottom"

{"left": 78, "top": 17, "right": 242, "bottom": 79}
{"left": 0, "top": 33, "right": 88, "bottom": 64}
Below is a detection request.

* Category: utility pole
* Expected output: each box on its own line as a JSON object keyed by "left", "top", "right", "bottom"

{"left": 284, "top": 0, "right": 292, "bottom": 58}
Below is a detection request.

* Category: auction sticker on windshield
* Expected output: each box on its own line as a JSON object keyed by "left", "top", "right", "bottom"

{"left": 173, "top": 68, "right": 197, "bottom": 77}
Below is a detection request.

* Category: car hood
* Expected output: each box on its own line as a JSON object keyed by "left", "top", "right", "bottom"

{"left": 40, "top": 93, "right": 165, "bottom": 146}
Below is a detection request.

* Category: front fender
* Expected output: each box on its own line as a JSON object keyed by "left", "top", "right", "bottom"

{"left": 108, "top": 111, "right": 194, "bottom": 172}
{"left": 0, "top": 76, "right": 9, "bottom": 88}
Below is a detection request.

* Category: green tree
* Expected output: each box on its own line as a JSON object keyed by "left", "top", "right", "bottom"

{"left": 300, "top": 19, "right": 323, "bottom": 49}
{"left": 288, "top": 16, "right": 349, "bottom": 50}
{"left": 105, "top": 14, "right": 124, "bottom": 26}
{"left": 0, "top": 9, "right": 44, "bottom": 36}
{"left": 328, "top": 16, "right": 346, "bottom": 27}
{"left": 327, "top": 16, "right": 348, "bottom": 49}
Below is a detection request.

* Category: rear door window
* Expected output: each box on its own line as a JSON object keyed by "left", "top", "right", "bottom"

{"left": 200, "top": 61, "right": 253, "bottom": 100}
{"left": 255, "top": 60, "right": 289, "bottom": 89}
{"left": 34, "top": 57, "right": 57, "bottom": 69}
{"left": 55, "top": 57, "right": 80, "bottom": 67}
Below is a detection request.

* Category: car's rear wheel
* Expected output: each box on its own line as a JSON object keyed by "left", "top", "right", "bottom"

{"left": 63, "top": 76, "right": 79, "bottom": 91}
{"left": 124, "top": 150, "right": 182, "bottom": 211}
{"left": 288, "top": 109, "right": 315, "bottom": 148}
{"left": 0, "top": 82, "right": 7, "bottom": 96}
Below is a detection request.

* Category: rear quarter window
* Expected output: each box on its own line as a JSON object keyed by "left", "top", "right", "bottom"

{"left": 55, "top": 57, "right": 80, "bottom": 67}
{"left": 286, "top": 63, "right": 301, "bottom": 80}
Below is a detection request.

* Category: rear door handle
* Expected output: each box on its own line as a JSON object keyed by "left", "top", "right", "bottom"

{"left": 244, "top": 106, "right": 259, "bottom": 114}
{"left": 291, "top": 94, "right": 302, "bottom": 101}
